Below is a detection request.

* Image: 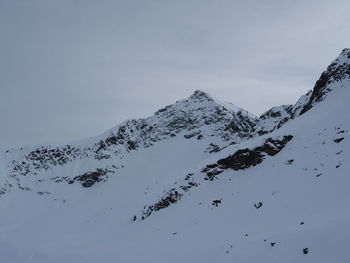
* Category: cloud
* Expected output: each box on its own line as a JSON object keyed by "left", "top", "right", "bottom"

{"left": 0, "top": 0, "right": 349, "bottom": 150}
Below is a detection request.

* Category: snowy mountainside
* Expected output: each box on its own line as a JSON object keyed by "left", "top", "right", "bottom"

{"left": 1, "top": 89, "right": 257, "bottom": 195}
{"left": 255, "top": 48, "right": 350, "bottom": 134}
{"left": 0, "top": 49, "right": 350, "bottom": 262}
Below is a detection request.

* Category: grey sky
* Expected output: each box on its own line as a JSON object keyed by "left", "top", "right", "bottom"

{"left": 1, "top": 0, "right": 349, "bottom": 151}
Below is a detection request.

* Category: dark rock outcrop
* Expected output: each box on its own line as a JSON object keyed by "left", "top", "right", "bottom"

{"left": 212, "top": 200, "right": 222, "bottom": 207}
{"left": 334, "top": 137, "right": 344, "bottom": 143}
{"left": 256, "top": 48, "right": 350, "bottom": 134}
{"left": 301, "top": 48, "right": 350, "bottom": 115}
{"left": 141, "top": 188, "right": 183, "bottom": 220}
{"left": 217, "top": 135, "right": 293, "bottom": 170}
{"left": 202, "top": 164, "right": 224, "bottom": 181}
{"left": 254, "top": 202, "right": 263, "bottom": 209}
{"left": 69, "top": 168, "right": 111, "bottom": 188}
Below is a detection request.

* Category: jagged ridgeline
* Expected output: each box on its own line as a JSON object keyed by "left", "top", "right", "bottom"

{"left": 2, "top": 49, "right": 350, "bottom": 193}
{"left": 0, "top": 49, "right": 349, "bottom": 262}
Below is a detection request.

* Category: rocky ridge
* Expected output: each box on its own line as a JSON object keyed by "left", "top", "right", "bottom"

{"left": 1, "top": 49, "right": 350, "bottom": 196}
{"left": 255, "top": 48, "right": 350, "bottom": 134}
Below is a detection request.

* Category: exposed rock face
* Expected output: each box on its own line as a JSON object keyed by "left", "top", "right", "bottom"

{"left": 256, "top": 49, "right": 350, "bottom": 134}
{"left": 1, "top": 49, "right": 349, "bottom": 262}
{"left": 255, "top": 91, "right": 311, "bottom": 135}
{"left": 199, "top": 135, "right": 293, "bottom": 182}
{"left": 100, "top": 90, "right": 257, "bottom": 154}
{"left": 255, "top": 105, "right": 294, "bottom": 135}
{"left": 10, "top": 145, "right": 86, "bottom": 177}
{"left": 216, "top": 135, "right": 293, "bottom": 170}
{"left": 300, "top": 48, "right": 350, "bottom": 115}
{"left": 3, "top": 90, "right": 258, "bottom": 194}
{"left": 212, "top": 200, "right": 222, "bottom": 207}
{"left": 142, "top": 90, "right": 257, "bottom": 143}
{"left": 202, "top": 164, "right": 223, "bottom": 181}
{"left": 136, "top": 172, "right": 201, "bottom": 220}
{"left": 141, "top": 188, "right": 183, "bottom": 220}
{"left": 254, "top": 202, "right": 263, "bottom": 209}
{"left": 69, "top": 168, "right": 112, "bottom": 188}
{"left": 138, "top": 134, "right": 294, "bottom": 219}
{"left": 2, "top": 49, "right": 349, "bottom": 196}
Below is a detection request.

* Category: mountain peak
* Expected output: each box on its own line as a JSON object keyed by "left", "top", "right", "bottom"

{"left": 255, "top": 49, "right": 350, "bottom": 134}
{"left": 189, "top": 90, "right": 214, "bottom": 101}
{"left": 326, "top": 48, "right": 350, "bottom": 73}
{"left": 299, "top": 48, "right": 350, "bottom": 115}
{"left": 337, "top": 48, "right": 350, "bottom": 61}
{"left": 325, "top": 48, "right": 350, "bottom": 70}
{"left": 186, "top": 90, "right": 254, "bottom": 117}
{"left": 1, "top": 49, "right": 350, "bottom": 263}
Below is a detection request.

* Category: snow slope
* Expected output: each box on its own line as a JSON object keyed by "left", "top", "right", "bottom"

{"left": 0, "top": 49, "right": 349, "bottom": 263}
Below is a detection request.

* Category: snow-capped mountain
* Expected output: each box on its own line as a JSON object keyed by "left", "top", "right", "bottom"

{"left": 0, "top": 49, "right": 349, "bottom": 263}
{"left": 256, "top": 48, "right": 350, "bottom": 135}
{"left": 1, "top": 89, "right": 258, "bottom": 194}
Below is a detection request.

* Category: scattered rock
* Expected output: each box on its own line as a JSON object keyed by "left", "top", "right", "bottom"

{"left": 184, "top": 131, "right": 201, "bottom": 139}
{"left": 202, "top": 164, "right": 224, "bottom": 181}
{"left": 334, "top": 137, "right": 344, "bottom": 143}
{"left": 286, "top": 159, "right": 294, "bottom": 165}
{"left": 180, "top": 181, "right": 198, "bottom": 192}
{"left": 254, "top": 202, "right": 263, "bottom": 209}
{"left": 185, "top": 173, "right": 194, "bottom": 180}
{"left": 37, "top": 191, "right": 50, "bottom": 195}
{"left": 141, "top": 188, "right": 183, "bottom": 220}
{"left": 207, "top": 143, "right": 221, "bottom": 153}
{"left": 71, "top": 168, "right": 111, "bottom": 188}
{"left": 212, "top": 200, "right": 222, "bottom": 207}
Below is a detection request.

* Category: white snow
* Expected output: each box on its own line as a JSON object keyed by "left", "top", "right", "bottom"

{"left": 0, "top": 51, "right": 350, "bottom": 262}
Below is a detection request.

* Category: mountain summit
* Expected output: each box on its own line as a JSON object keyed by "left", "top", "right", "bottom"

{"left": 256, "top": 48, "right": 350, "bottom": 134}
{"left": 300, "top": 48, "right": 350, "bottom": 114}
{"left": 188, "top": 89, "right": 214, "bottom": 100}
{"left": 0, "top": 50, "right": 349, "bottom": 263}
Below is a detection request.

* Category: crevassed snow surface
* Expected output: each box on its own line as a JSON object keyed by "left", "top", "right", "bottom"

{"left": 0, "top": 50, "right": 350, "bottom": 263}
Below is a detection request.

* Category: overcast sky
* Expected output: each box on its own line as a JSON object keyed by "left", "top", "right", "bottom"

{"left": 0, "top": 0, "right": 349, "bottom": 151}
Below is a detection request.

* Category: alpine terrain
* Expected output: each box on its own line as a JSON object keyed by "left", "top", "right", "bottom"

{"left": 1, "top": 49, "right": 350, "bottom": 263}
